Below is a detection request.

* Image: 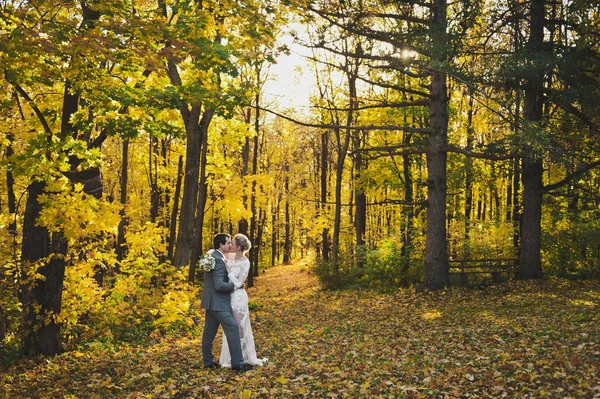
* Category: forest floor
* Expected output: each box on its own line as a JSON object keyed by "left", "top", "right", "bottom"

{"left": 1, "top": 259, "right": 599, "bottom": 398}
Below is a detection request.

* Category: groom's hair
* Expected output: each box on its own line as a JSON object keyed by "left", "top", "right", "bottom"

{"left": 213, "top": 233, "right": 230, "bottom": 250}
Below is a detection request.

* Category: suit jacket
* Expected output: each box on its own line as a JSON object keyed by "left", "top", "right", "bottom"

{"left": 200, "top": 250, "right": 235, "bottom": 311}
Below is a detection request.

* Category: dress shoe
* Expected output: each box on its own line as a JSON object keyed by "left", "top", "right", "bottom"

{"left": 204, "top": 360, "right": 220, "bottom": 369}
{"left": 232, "top": 365, "right": 247, "bottom": 373}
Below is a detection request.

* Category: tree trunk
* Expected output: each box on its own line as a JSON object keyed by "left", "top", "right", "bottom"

{"left": 354, "top": 130, "right": 367, "bottom": 268}
{"left": 423, "top": 0, "right": 449, "bottom": 290}
{"left": 6, "top": 132, "right": 16, "bottom": 236}
{"left": 512, "top": 104, "right": 522, "bottom": 255}
{"left": 464, "top": 93, "right": 474, "bottom": 258}
{"left": 20, "top": 182, "right": 66, "bottom": 356}
{"left": 189, "top": 108, "right": 214, "bottom": 283}
{"left": 173, "top": 107, "right": 201, "bottom": 268}
{"left": 271, "top": 199, "right": 278, "bottom": 266}
{"left": 332, "top": 69, "right": 357, "bottom": 264}
{"left": 254, "top": 209, "right": 265, "bottom": 275}
{"left": 320, "top": 131, "right": 330, "bottom": 261}
{"left": 283, "top": 173, "right": 292, "bottom": 264}
{"left": 517, "top": 0, "right": 545, "bottom": 279}
{"left": 248, "top": 93, "right": 260, "bottom": 285}
{"left": 150, "top": 135, "right": 161, "bottom": 223}
{"left": 168, "top": 155, "right": 184, "bottom": 261}
{"left": 401, "top": 132, "right": 415, "bottom": 271}
{"left": 518, "top": 157, "right": 544, "bottom": 278}
{"left": 238, "top": 109, "right": 251, "bottom": 235}
{"left": 116, "top": 138, "right": 129, "bottom": 263}
{"left": 2, "top": 132, "right": 15, "bottom": 341}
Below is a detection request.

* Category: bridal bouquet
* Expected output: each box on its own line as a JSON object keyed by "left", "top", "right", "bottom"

{"left": 198, "top": 253, "right": 216, "bottom": 272}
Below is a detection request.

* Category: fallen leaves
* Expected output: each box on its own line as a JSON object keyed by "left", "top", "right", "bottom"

{"left": 1, "top": 259, "right": 599, "bottom": 398}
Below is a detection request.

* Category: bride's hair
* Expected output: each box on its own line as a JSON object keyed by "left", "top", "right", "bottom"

{"left": 234, "top": 233, "right": 252, "bottom": 252}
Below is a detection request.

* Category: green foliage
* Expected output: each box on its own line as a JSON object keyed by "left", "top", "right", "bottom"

{"left": 313, "top": 254, "right": 361, "bottom": 290}
{"left": 543, "top": 201, "right": 600, "bottom": 279}
{"left": 313, "top": 240, "right": 423, "bottom": 291}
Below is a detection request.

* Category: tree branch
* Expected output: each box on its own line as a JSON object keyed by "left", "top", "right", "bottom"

{"left": 257, "top": 105, "right": 430, "bottom": 133}
{"left": 544, "top": 160, "right": 600, "bottom": 192}
{"left": 5, "top": 72, "right": 53, "bottom": 137}
{"left": 447, "top": 145, "right": 520, "bottom": 160}
{"left": 314, "top": 99, "right": 429, "bottom": 112}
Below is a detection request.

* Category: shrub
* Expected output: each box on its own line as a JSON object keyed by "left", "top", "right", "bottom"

{"left": 313, "top": 239, "right": 423, "bottom": 291}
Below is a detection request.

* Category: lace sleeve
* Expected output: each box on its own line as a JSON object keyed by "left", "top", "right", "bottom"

{"left": 228, "top": 259, "right": 250, "bottom": 289}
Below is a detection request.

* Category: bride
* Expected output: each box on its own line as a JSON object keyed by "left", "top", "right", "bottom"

{"left": 219, "top": 233, "right": 267, "bottom": 367}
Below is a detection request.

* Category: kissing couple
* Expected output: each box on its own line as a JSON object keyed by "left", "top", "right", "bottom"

{"left": 200, "top": 233, "right": 267, "bottom": 372}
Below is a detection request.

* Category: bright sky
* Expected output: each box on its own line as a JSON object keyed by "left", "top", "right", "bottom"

{"left": 262, "top": 29, "right": 314, "bottom": 114}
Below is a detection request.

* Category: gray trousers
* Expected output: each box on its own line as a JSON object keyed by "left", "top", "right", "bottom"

{"left": 202, "top": 309, "right": 244, "bottom": 368}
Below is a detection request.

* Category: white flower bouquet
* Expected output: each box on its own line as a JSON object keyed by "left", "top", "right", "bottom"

{"left": 198, "top": 253, "right": 216, "bottom": 272}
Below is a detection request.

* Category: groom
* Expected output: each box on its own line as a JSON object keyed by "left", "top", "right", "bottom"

{"left": 201, "top": 233, "right": 246, "bottom": 372}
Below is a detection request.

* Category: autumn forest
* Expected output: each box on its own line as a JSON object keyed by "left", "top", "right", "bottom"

{"left": 1, "top": 0, "right": 599, "bottom": 397}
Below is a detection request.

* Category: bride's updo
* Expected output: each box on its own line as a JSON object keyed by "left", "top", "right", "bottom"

{"left": 234, "top": 233, "right": 252, "bottom": 252}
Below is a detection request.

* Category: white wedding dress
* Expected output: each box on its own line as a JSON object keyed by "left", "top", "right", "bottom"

{"left": 219, "top": 255, "right": 267, "bottom": 367}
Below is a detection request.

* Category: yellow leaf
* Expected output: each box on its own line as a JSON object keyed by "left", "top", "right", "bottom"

{"left": 241, "top": 390, "right": 252, "bottom": 399}
{"left": 275, "top": 375, "right": 287, "bottom": 384}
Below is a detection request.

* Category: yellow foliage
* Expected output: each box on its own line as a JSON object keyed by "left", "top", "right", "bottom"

{"left": 38, "top": 185, "right": 121, "bottom": 243}
{"left": 153, "top": 285, "right": 198, "bottom": 328}
{"left": 60, "top": 262, "right": 106, "bottom": 343}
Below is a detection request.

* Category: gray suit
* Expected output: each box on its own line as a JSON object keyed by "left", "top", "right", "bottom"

{"left": 201, "top": 250, "right": 245, "bottom": 369}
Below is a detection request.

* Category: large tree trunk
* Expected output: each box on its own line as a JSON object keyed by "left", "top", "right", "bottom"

{"left": 423, "top": 0, "right": 449, "bottom": 290}
{"left": 20, "top": 182, "right": 67, "bottom": 356}
{"left": 172, "top": 107, "right": 201, "bottom": 268}
{"left": 189, "top": 108, "right": 214, "bottom": 283}
{"left": 517, "top": 0, "right": 545, "bottom": 279}
{"left": 20, "top": 182, "right": 50, "bottom": 355}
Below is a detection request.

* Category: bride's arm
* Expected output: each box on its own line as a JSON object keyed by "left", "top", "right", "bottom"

{"left": 228, "top": 259, "right": 250, "bottom": 289}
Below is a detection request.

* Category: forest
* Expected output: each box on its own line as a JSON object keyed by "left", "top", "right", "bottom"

{"left": 0, "top": 0, "right": 599, "bottom": 396}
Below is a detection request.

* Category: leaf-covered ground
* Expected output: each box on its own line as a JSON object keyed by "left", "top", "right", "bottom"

{"left": 2, "top": 260, "right": 599, "bottom": 398}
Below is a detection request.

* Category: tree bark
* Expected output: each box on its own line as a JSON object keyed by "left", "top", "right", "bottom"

{"left": 168, "top": 155, "right": 184, "bottom": 261}
{"left": 353, "top": 129, "right": 367, "bottom": 268}
{"left": 116, "top": 138, "right": 129, "bottom": 263}
{"left": 423, "top": 0, "right": 449, "bottom": 290}
{"left": 464, "top": 93, "right": 474, "bottom": 258}
{"left": 320, "top": 131, "right": 330, "bottom": 261}
{"left": 20, "top": 182, "right": 63, "bottom": 356}
{"left": 150, "top": 135, "right": 160, "bottom": 223}
{"left": 172, "top": 106, "right": 201, "bottom": 268}
{"left": 6, "top": 132, "right": 16, "bottom": 236}
{"left": 283, "top": 173, "right": 292, "bottom": 264}
{"left": 189, "top": 108, "right": 214, "bottom": 283}
{"left": 401, "top": 132, "right": 415, "bottom": 271}
{"left": 238, "top": 109, "right": 251, "bottom": 235}
{"left": 517, "top": 0, "right": 545, "bottom": 279}
{"left": 248, "top": 93, "right": 260, "bottom": 285}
